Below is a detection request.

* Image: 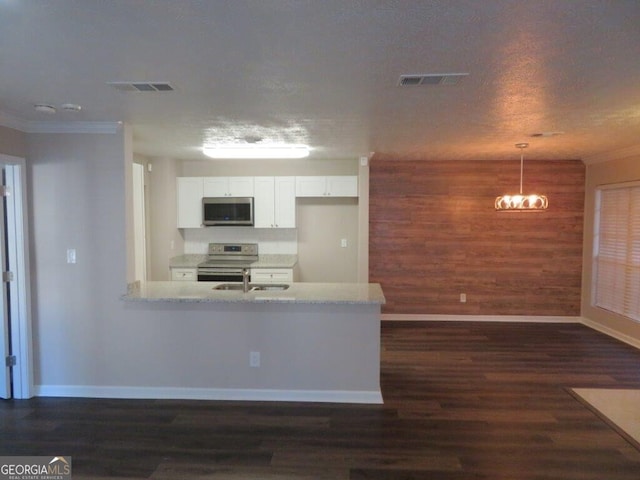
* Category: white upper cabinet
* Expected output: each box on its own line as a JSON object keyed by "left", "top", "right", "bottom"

{"left": 295, "top": 176, "right": 358, "bottom": 197}
{"left": 177, "top": 177, "right": 204, "bottom": 228}
{"left": 203, "top": 177, "right": 254, "bottom": 197}
{"left": 254, "top": 177, "right": 296, "bottom": 228}
{"left": 177, "top": 175, "right": 355, "bottom": 229}
{"left": 275, "top": 177, "right": 296, "bottom": 227}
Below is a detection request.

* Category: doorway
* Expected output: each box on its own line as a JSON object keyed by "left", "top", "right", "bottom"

{"left": 132, "top": 162, "right": 147, "bottom": 281}
{"left": 0, "top": 155, "right": 32, "bottom": 399}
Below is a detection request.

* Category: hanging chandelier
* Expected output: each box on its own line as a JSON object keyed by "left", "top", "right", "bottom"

{"left": 495, "top": 143, "right": 548, "bottom": 211}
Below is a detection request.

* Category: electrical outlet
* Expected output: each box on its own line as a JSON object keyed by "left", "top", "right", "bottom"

{"left": 341, "top": 238, "right": 348, "bottom": 248}
{"left": 66, "top": 249, "right": 76, "bottom": 264}
{"left": 250, "top": 351, "right": 260, "bottom": 367}
{"left": 460, "top": 293, "right": 467, "bottom": 303}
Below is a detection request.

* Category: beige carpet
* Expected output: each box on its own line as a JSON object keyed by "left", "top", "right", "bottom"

{"left": 572, "top": 388, "right": 640, "bottom": 448}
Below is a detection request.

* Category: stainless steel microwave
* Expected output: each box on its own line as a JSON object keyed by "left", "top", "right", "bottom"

{"left": 202, "top": 197, "right": 254, "bottom": 226}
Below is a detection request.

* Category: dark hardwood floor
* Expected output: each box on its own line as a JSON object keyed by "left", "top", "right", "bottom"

{"left": 2, "top": 322, "right": 640, "bottom": 479}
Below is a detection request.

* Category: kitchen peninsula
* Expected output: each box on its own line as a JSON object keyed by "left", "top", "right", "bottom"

{"left": 122, "top": 280, "right": 385, "bottom": 404}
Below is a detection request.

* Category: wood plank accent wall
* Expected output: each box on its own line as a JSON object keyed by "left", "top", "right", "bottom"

{"left": 369, "top": 158, "right": 585, "bottom": 315}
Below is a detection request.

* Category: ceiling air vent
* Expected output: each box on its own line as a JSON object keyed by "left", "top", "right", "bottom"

{"left": 398, "top": 73, "right": 468, "bottom": 87}
{"left": 107, "top": 82, "right": 175, "bottom": 92}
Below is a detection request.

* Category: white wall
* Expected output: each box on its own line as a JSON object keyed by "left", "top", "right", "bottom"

{"left": 182, "top": 227, "right": 297, "bottom": 255}
{"left": 0, "top": 125, "right": 26, "bottom": 158}
{"left": 145, "top": 156, "right": 184, "bottom": 280}
{"left": 25, "top": 130, "right": 378, "bottom": 400}
{"left": 147, "top": 156, "right": 365, "bottom": 282}
{"left": 27, "top": 132, "right": 127, "bottom": 386}
{"left": 296, "top": 197, "right": 359, "bottom": 282}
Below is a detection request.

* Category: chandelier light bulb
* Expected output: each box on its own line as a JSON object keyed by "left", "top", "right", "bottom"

{"left": 495, "top": 143, "right": 549, "bottom": 211}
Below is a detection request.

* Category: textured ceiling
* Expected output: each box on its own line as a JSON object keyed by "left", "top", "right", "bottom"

{"left": 1, "top": 0, "right": 640, "bottom": 162}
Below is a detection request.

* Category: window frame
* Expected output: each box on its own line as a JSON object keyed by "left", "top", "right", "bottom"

{"left": 592, "top": 180, "right": 640, "bottom": 322}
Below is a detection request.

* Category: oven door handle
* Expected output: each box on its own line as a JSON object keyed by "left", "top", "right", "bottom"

{"left": 197, "top": 268, "right": 248, "bottom": 274}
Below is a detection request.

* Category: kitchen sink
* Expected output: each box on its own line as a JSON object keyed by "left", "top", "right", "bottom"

{"left": 213, "top": 283, "right": 290, "bottom": 291}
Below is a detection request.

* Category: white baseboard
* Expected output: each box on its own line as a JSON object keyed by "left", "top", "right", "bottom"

{"left": 34, "top": 385, "right": 383, "bottom": 404}
{"left": 382, "top": 314, "right": 582, "bottom": 323}
{"left": 580, "top": 318, "right": 640, "bottom": 351}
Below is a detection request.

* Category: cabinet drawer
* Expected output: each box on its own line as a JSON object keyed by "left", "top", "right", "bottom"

{"left": 251, "top": 268, "right": 293, "bottom": 283}
{"left": 171, "top": 268, "right": 197, "bottom": 281}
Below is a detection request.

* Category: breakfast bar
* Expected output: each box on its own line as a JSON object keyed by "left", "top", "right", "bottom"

{"left": 121, "top": 281, "right": 385, "bottom": 404}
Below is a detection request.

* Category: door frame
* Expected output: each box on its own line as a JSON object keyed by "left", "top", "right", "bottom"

{"left": 0, "top": 154, "right": 32, "bottom": 399}
{"left": 132, "top": 162, "right": 147, "bottom": 281}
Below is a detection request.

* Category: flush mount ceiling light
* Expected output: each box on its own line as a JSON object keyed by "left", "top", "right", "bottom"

{"left": 34, "top": 104, "right": 57, "bottom": 114}
{"left": 495, "top": 143, "right": 549, "bottom": 211}
{"left": 202, "top": 143, "right": 310, "bottom": 159}
{"left": 61, "top": 103, "right": 82, "bottom": 112}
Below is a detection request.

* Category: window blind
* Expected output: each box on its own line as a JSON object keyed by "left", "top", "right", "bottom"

{"left": 594, "top": 184, "right": 640, "bottom": 322}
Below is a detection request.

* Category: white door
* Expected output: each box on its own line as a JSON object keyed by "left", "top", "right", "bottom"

{"left": 132, "top": 164, "right": 147, "bottom": 281}
{"left": 0, "top": 167, "right": 9, "bottom": 398}
{"left": 0, "top": 157, "right": 34, "bottom": 399}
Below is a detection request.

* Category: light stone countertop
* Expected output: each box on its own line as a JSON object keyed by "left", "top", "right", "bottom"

{"left": 169, "top": 254, "right": 298, "bottom": 269}
{"left": 168, "top": 254, "right": 207, "bottom": 268}
{"left": 123, "top": 281, "right": 385, "bottom": 305}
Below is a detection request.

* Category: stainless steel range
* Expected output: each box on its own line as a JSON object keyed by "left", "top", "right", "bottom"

{"left": 197, "top": 243, "right": 258, "bottom": 282}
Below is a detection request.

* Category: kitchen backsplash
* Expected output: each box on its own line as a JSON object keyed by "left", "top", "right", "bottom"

{"left": 183, "top": 227, "right": 298, "bottom": 255}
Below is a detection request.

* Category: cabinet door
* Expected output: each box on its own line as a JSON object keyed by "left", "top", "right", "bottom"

{"left": 295, "top": 176, "right": 358, "bottom": 197}
{"left": 203, "top": 177, "right": 254, "bottom": 197}
{"left": 274, "top": 177, "right": 296, "bottom": 228}
{"left": 253, "top": 177, "right": 275, "bottom": 228}
{"left": 327, "top": 176, "right": 358, "bottom": 197}
{"left": 203, "top": 177, "right": 229, "bottom": 197}
{"left": 177, "top": 177, "right": 203, "bottom": 228}
{"left": 295, "top": 176, "right": 326, "bottom": 197}
{"left": 171, "top": 268, "right": 197, "bottom": 281}
{"left": 251, "top": 268, "right": 294, "bottom": 283}
{"left": 228, "top": 177, "right": 254, "bottom": 196}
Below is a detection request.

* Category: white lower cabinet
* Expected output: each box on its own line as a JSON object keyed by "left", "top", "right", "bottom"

{"left": 171, "top": 267, "right": 197, "bottom": 281}
{"left": 251, "top": 268, "right": 294, "bottom": 283}
{"left": 254, "top": 176, "right": 296, "bottom": 228}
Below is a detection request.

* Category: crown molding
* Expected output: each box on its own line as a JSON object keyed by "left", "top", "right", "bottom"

{"left": 26, "top": 121, "right": 122, "bottom": 134}
{"left": 0, "top": 109, "right": 121, "bottom": 134}
{"left": 582, "top": 144, "right": 640, "bottom": 165}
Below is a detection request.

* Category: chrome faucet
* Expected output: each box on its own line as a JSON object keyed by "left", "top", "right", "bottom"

{"left": 242, "top": 268, "right": 250, "bottom": 293}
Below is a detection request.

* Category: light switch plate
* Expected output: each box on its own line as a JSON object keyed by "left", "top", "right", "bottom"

{"left": 250, "top": 351, "right": 260, "bottom": 367}
{"left": 66, "top": 249, "right": 76, "bottom": 264}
